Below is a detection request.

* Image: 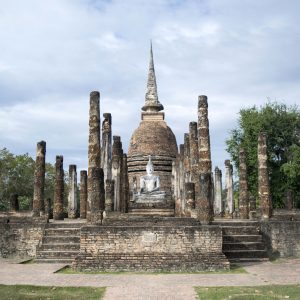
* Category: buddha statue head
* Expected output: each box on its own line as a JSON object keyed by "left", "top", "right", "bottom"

{"left": 146, "top": 155, "right": 154, "bottom": 176}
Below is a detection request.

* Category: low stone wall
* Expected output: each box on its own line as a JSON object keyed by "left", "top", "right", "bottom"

{"left": 0, "top": 213, "right": 46, "bottom": 258}
{"left": 74, "top": 225, "right": 229, "bottom": 271}
{"left": 261, "top": 220, "right": 300, "bottom": 257}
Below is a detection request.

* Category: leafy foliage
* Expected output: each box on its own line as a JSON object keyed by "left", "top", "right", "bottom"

{"left": 226, "top": 102, "right": 300, "bottom": 208}
{"left": 0, "top": 148, "right": 58, "bottom": 211}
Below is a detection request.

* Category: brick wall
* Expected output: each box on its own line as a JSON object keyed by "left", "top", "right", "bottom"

{"left": 74, "top": 225, "right": 229, "bottom": 271}
{"left": 261, "top": 220, "right": 300, "bottom": 257}
{"left": 0, "top": 214, "right": 46, "bottom": 258}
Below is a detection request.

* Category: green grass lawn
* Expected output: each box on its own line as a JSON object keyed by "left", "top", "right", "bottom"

{"left": 195, "top": 285, "right": 300, "bottom": 300}
{"left": 0, "top": 285, "right": 106, "bottom": 300}
{"left": 57, "top": 264, "right": 247, "bottom": 275}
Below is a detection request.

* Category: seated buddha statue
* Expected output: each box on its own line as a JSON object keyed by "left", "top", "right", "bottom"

{"left": 139, "top": 156, "right": 164, "bottom": 195}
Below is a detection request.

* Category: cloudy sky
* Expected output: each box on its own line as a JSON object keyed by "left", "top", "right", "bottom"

{"left": 1, "top": 0, "right": 300, "bottom": 178}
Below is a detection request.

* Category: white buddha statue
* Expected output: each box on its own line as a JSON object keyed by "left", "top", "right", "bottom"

{"left": 139, "top": 156, "right": 162, "bottom": 194}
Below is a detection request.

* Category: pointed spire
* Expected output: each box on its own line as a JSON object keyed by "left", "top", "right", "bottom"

{"left": 142, "top": 41, "right": 164, "bottom": 112}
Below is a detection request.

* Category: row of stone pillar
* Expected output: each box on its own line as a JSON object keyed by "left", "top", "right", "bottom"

{"left": 173, "top": 96, "right": 213, "bottom": 223}
{"left": 213, "top": 132, "right": 272, "bottom": 219}
{"left": 31, "top": 91, "right": 129, "bottom": 222}
{"left": 173, "top": 95, "right": 273, "bottom": 222}
{"left": 31, "top": 145, "right": 88, "bottom": 220}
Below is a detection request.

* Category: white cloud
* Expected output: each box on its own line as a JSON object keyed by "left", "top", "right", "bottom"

{"left": 0, "top": 0, "right": 300, "bottom": 179}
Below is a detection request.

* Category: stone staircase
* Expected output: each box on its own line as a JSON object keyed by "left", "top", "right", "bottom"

{"left": 35, "top": 221, "right": 82, "bottom": 264}
{"left": 213, "top": 220, "right": 269, "bottom": 263}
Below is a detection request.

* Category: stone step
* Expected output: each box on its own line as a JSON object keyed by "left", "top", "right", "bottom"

{"left": 224, "top": 249, "right": 268, "bottom": 259}
{"left": 47, "top": 223, "right": 84, "bottom": 229}
{"left": 44, "top": 228, "right": 80, "bottom": 236}
{"left": 35, "top": 258, "right": 73, "bottom": 264}
{"left": 128, "top": 208, "right": 175, "bottom": 217}
{"left": 229, "top": 257, "right": 269, "bottom": 263}
{"left": 222, "top": 226, "right": 259, "bottom": 235}
{"left": 213, "top": 221, "right": 260, "bottom": 227}
{"left": 36, "top": 250, "right": 79, "bottom": 259}
{"left": 223, "top": 235, "right": 262, "bottom": 243}
{"left": 223, "top": 242, "right": 265, "bottom": 251}
{"left": 39, "top": 243, "right": 80, "bottom": 251}
{"left": 42, "top": 235, "right": 80, "bottom": 244}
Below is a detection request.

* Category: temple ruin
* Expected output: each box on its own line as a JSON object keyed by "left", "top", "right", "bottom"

{"left": 1, "top": 44, "right": 299, "bottom": 271}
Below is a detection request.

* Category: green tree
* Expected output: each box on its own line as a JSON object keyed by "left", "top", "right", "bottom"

{"left": 0, "top": 148, "right": 57, "bottom": 211}
{"left": 226, "top": 102, "right": 300, "bottom": 208}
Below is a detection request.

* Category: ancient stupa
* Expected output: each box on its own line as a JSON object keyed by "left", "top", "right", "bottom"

{"left": 127, "top": 43, "right": 177, "bottom": 214}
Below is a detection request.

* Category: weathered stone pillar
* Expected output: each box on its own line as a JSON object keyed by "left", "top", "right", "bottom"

{"left": 87, "top": 91, "right": 101, "bottom": 218}
{"left": 10, "top": 194, "right": 19, "bottom": 212}
{"left": 32, "top": 141, "right": 46, "bottom": 217}
{"left": 198, "top": 95, "right": 212, "bottom": 174}
{"left": 189, "top": 122, "right": 198, "bottom": 183}
{"left": 239, "top": 148, "right": 249, "bottom": 219}
{"left": 112, "top": 136, "right": 123, "bottom": 212}
{"left": 285, "top": 189, "right": 295, "bottom": 210}
{"left": 196, "top": 95, "right": 213, "bottom": 223}
{"left": 45, "top": 198, "right": 52, "bottom": 219}
{"left": 179, "top": 144, "right": 185, "bottom": 215}
{"left": 101, "top": 113, "right": 112, "bottom": 183}
{"left": 185, "top": 182, "right": 195, "bottom": 217}
{"left": 89, "top": 167, "right": 102, "bottom": 217}
{"left": 122, "top": 154, "right": 129, "bottom": 213}
{"left": 80, "top": 170, "right": 87, "bottom": 219}
{"left": 224, "top": 159, "right": 234, "bottom": 216}
{"left": 258, "top": 132, "right": 272, "bottom": 219}
{"left": 68, "top": 165, "right": 77, "bottom": 219}
{"left": 53, "top": 155, "right": 64, "bottom": 220}
{"left": 183, "top": 133, "right": 190, "bottom": 182}
{"left": 196, "top": 173, "right": 213, "bottom": 223}
{"left": 214, "top": 167, "right": 222, "bottom": 216}
{"left": 105, "top": 179, "right": 115, "bottom": 212}
{"left": 99, "top": 168, "right": 105, "bottom": 212}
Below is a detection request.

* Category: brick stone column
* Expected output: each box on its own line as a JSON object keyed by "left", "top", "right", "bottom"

{"left": 122, "top": 154, "right": 129, "bottom": 213}
{"left": 183, "top": 133, "right": 190, "bottom": 182}
{"left": 185, "top": 182, "right": 195, "bottom": 217}
{"left": 258, "top": 132, "right": 272, "bottom": 219}
{"left": 224, "top": 159, "right": 234, "bottom": 216}
{"left": 87, "top": 91, "right": 101, "bottom": 218}
{"left": 239, "top": 148, "right": 249, "bottom": 219}
{"left": 32, "top": 141, "right": 46, "bottom": 217}
{"left": 89, "top": 167, "right": 102, "bottom": 220}
{"left": 196, "top": 95, "right": 213, "bottom": 223}
{"left": 105, "top": 179, "right": 115, "bottom": 212}
{"left": 10, "top": 194, "right": 19, "bottom": 212}
{"left": 198, "top": 95, "right": 212, "bottom": 174}
{"left": 196, "top": 173, "right": 213, "bottom": 223}
{"left": 178, "top": 144, "right": 185, "bottom": 216}
{"left": 101, "top": 113, "right": 112, "bottom": 183}
{"left": 68, "top": 165, "right": 78, "bottom": 219}
{"left": 53, "top": 155, "right": 64, "bottom": 220}
{"left": 112, "top": 136, "right": 123, "bottom": 212}
{"left": 214, "top": 167, "right": 223, "bottom": 216}
{"left": 189, "top": 121, "right": 198, "bottom": 183}
{"left": 80, "top": 170, "right": 87, "bottom": 219}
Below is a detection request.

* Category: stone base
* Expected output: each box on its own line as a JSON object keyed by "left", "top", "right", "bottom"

{"left": 73, "top": 223, "right": 229, "bottom": 272}
{"left": 129, "top": 208, "right": 174, "bottom": 217}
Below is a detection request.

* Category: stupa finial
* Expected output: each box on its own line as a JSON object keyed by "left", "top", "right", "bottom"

{"left": 142, "top": 41, "right": 164, "bottom": 112}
